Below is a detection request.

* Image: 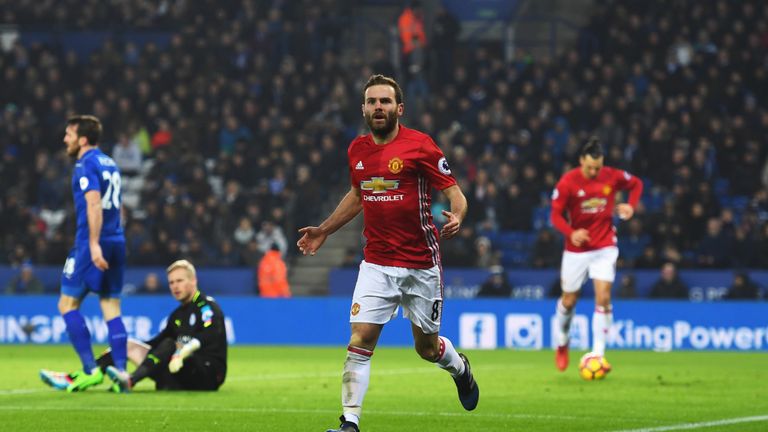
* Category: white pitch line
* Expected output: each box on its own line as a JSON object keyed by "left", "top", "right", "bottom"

{"left": 0, "top": 404, "right": 581, "bottom": 421}
{"left": 610, "top": 415, "right": 768, "bottom": 432}
{"left": 0, "top": 365, "right": 504, "bottom": 395}
{"left": 229, "top": 364, "right": 517, "bottom": 382}
{"left": 0, "top": 389, "right": 49, "bottom": 396}
{"left": 1, "top": 365, "right": 525, "bottom": 399}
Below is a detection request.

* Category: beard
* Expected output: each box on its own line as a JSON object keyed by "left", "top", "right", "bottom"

{"left": 365, "top": 109, "right": 398, "bottom": 139}
{"left": 65, "top": 142, "right": 80, "bottom": 158}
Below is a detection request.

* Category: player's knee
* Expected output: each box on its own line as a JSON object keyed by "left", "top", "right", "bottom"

{"left": 561, "top": 294, "right": 577, "bottom": 310}
{"left": 415, "top": 344, "right": 440, "bottom": 362}
{"left": 349, "top": 334, "right": 377, "bottom": 350}
{"left": 58, "top": 297, "right": 78, "bottom": 314}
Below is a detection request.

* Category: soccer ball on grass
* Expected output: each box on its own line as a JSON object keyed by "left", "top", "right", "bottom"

{"left": 578, "top": 352, "right": 610, "bottom": 381}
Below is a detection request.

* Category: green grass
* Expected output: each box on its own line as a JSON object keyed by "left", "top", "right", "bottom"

{"left": 0, "top": 346, "right": 767, "bottom": 431}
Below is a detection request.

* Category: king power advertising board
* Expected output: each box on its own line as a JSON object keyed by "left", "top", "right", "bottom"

{"left": 0, "top": 297, "right": 766, "bottom": 351}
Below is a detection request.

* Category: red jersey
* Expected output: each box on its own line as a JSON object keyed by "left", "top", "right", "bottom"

{"left": 550, "top": 166, "right": 643, "bottom": 253}
{"left": 348, "top": 125, "right": 456, "bottom": 269}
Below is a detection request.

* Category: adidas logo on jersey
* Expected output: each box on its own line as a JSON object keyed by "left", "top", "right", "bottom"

{"left": 355, "top": 161, "right": 364, "bottom": 170}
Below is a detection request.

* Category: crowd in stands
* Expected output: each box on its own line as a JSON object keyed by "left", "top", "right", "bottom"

{"left": 1, "top": 0, "right": 767, "bottom": 284}
{"left": 436, "top": 0, "right": 768, "bottom": 272}
{"left": 1, "top": 0, "right": 358, "bottom": 270}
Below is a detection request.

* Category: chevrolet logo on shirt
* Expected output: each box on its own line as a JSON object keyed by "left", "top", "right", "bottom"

{"left": 361, "top": 177, "right": 399, "bottom": 194}
{"left": 580, "top": 197, "right": 607, "bottom": 214}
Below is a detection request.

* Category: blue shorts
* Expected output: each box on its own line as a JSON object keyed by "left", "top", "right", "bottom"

{"left": 60, "top": 241, "right": 126, "bottom": 299}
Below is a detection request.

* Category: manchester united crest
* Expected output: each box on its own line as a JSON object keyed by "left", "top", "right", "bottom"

{"left": 351, "top": 303, "right": 361, "bottom": 316}
{"left": 388, "top": 157, "right": 404, "bottom": 174}
{"left": 603, "top": 185, "right": 612, "bottom": 195}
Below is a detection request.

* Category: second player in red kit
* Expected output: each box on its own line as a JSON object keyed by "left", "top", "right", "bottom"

{"left": 550, "top": 137, "right": 643, "bottom": 373}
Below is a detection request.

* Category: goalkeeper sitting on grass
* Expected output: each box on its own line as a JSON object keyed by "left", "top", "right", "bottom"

{"left": 41, "top": 260, "right": 228, "bottom": 392}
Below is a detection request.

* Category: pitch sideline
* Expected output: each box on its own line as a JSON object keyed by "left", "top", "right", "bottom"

{"left": 610, "top": 415, "right": 768, "bottom": 432}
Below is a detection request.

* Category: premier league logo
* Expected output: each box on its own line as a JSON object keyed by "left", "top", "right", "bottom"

{"left": 438, "top": 157, "right": 452, "bottom": 175}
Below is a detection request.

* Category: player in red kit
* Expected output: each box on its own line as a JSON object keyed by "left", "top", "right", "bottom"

{"left": 297, "top": 75, "right": 477, "bottom": 432}
{"left": 550, "top": 137, "right": 643, "bottom": 373}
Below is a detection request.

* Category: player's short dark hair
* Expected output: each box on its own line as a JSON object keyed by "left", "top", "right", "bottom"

{"left": 67, "top": 115, "right": 102, "bottom": 146}
{"left": 363, "top": 74, "right": 404, "bottom": 105}
{"left": 580, "top": 136, "right": 603, "bottom": 159}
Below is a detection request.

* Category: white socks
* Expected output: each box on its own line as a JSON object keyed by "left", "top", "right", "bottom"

{"left": 592, "top": 305, "right": 613, "bottom": 356}
{"left": 554, "top": 298, "right": 574, "bottom": 347}
{"left": 340, "top": 337, "right": 466, "bottom": 426}
{"left": 435, "top": 336, "right": 465, "bottom": 377}
{"left": 342, "top": 346, "right": 373, "bottom": 425}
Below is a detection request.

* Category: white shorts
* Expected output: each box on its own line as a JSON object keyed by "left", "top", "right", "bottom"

{"left": 350, "top": 260, "right": 443, "bottom": 334}
{"left": 560, "top": 246, "right": 619, "bottom": 293}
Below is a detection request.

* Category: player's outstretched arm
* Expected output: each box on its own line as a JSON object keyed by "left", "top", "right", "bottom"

{"left": 615, "top": 170, "right": 644, "bottom": 220}
{"left": 440, "top": 185, "right": 467, "bottom": 239}
{"left": 297, "top": 186, "right": 362, "bottom": 256}
{"left": 84, "top": 190, "right": 109, "bottom": 270}
{"left": 169, "top": 338, "right": 201, "bottom": 373}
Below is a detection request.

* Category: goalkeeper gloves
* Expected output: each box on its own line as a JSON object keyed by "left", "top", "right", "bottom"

{"left": 169, "top": 338, "right": 201, "bottom": 373}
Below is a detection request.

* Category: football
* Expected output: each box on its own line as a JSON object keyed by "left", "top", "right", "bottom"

{"left": 579, "top": 352, "right": 610, "bottom": 381}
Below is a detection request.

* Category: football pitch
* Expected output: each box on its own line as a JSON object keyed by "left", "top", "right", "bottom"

{"left": 1, "top": 346, "right": 767, "bottom": 431}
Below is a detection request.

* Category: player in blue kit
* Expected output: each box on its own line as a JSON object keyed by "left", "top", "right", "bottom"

{"left": 39, "top": 115, "right": 128, "bottom": 392}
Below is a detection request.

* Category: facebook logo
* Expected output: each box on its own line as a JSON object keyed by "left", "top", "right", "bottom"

{"left": 505, "top": 314, "right": 543, "bottom": 349}
{"left": 549, "top": 314, "right": 590, "bottom": 350}
{"left": 459, "top": 313, "right": 497, "bottom": 349}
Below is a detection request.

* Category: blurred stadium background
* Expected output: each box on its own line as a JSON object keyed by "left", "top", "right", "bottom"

{"left": 0, "top": 0, "right": 767, "bottom": 429}
{"left": 1, "top": 0, "right": 767, "bottom": 298}
{"left": 1, "top": 0, "right": 767, "bottom": 340}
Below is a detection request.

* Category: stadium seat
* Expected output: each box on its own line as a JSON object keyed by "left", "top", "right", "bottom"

{"left": 532, "top": 206, "right": 552, "bottom": 230}
{"left": 500, "top": 249, "right": 530, "bottom": 268}
{"left": 714, "top": 178, "right": 730, "bottom": 197}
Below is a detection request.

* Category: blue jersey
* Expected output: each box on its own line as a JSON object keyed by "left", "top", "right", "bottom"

{"left": 71, "top": 148, "right": 124, "bottom": 245}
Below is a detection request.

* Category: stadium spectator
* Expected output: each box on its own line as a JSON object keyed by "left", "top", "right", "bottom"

{"left": 617, "top": 219, "right": 650, "bottom": 267}
{"left": 695, "top": 218, "right": 731, "bottom": 268}
{"left": 431, "top": 5, "right": 460, "bottom": 85}
{"left": 757, "top": 223, "right": 768, "bottom": 268}
{"left": 256, "top": 220, "right": 288, "bottom": 257}
{"left": 476, "top": 265, "right": 512, "bottom": 298}
{"left": 369, "top": 47, "right": 396, "bottom": 81}
{"left": 216, "top": 239, "right": 242, "bottom": 267}
{"left": 397, "top": 1, "right": 427, "bottom": 74}
{"left": 150, "top": 119, "right": 173, "bottom": 151}
{"left": 258, "top": 244, "right": 291, "bottom": 298}
{"left": 531, "top": 229, "right": 561, "bottom": 268}
{"left": 340, "top": 248, "right": 361, "bottom": 268}
{"left": 111, "top": 133, "right": 143, "bottom": 176}
{"left": 440, "top": 225, "right": 477, "bottom": 267}
{"left": 138, "top": 272, "right": 163, "bottom": 295}
{"left": 4, "top": 262, "right": 45, "bottom": 295}
{"left": 233, "top": 217, "right": 256, "bottom": 247}
{"left": 649, "top": 263, "right": 689, "bottom": 299}
{"left": 634, "top": 246, "right": 662, "bottom": 269}
{"left": 616, "top": 273, "right": 637, "bottom": 299}
{"left": 473, "top": 236, "right": 496, "bottom": 269}
{"left": 724, "top": 272, "right": 761, "bottom": 300}
{"left": 397, "top": 0, "right": 429, "bottom": 108}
